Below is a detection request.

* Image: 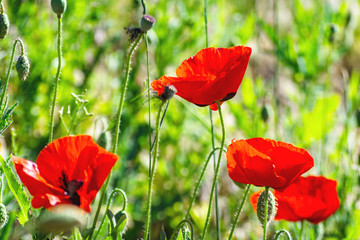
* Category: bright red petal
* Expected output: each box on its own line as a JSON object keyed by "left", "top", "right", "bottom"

{"left": 151, "top": 46, "right": 251, "bottom": 107}
{"left": 12, "top": 156, "right": 64, "bottom": 197}
{"left": 36, "top": 135, "right": 98, "bottom": 187}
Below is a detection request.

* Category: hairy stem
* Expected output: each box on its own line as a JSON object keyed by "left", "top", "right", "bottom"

{"left": 48, "top": 17, "right": 62, "bottom": 143}
{"left": 263, "top": 186, "right": 269, "bottom": 240}
{"left": 0, "top": 39, "right": 25, "bottom": 113}
{"left": 201, "top": 101, "right": 225, "bottom": 240}
{"left": 228, "top": 184, "right": 251, "bottom": 240}
{"left": 144, "top": 101, "right": 166, "bottom": 240}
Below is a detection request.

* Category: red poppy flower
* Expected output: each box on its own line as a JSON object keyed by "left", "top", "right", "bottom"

{"left": 151, "top": 46, "right": 252, "bottom": 110}
{"left": 12, "top": 135, "right": 118, "bottom": 212}
{"left": 226, "top": 138, "right": 314, "bottom": 189}
{"left": 250, "top": 176, "right": 340, "bottom": 224}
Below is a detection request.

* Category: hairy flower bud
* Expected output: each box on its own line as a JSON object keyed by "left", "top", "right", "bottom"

{"left": 0, "top": 203, "right": 8, "bottom": 229}
{"left": 256, "top": 190, "right": 276, "bottom": 227}
{"left": 140, "top": 15, "right": 156, "bottom": 32}
{"left": 16, "top": 55, "right": 30, "bottom": 81}
{"left": 51, "top": 0, "right": 67, "bottom": 17}
{"left": 0, "top": 12, "right": 9, "bottom": 39}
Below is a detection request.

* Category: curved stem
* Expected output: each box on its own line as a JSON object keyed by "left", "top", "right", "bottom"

{"left": 169, "top": 219, "right": 194, "bottom": 240}
{"left": 144, "top": 100, "right": 166, "bottom": 240}
{"left": 48, "top": 17, "right": 62, "bottom": 143}
{"left": 274, "top": 230, "right": 292, "bottom": 240}
{"left": 201, "top": 101, "right": 225, "bottom": 240}
{"left": 263, "top": 186, "right": 269, "bottom": 240}
{"left": 0, "top": 39, "right": 25, "bottom": 113}
{"left": 93, "top": 188, "right": 127, "bottom": 239}
{"left": 227, "top": 184, "right": 251, "bottom": 240}
{"left": 185, "top": 147, "right": 226, "bottom": 220}
{"left": 88, "top": 32, "right": 143, "bottom": 240}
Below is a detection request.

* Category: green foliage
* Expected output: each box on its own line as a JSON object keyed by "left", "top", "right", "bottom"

{"left": 0, "top": 155, "right": 29, "bottom": 225}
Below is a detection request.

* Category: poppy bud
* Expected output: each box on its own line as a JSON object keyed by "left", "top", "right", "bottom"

{"left": 0, "top": 12, "right": 9, "bottom": 39}
{"left": 140, "top": 15, "right": 156, "bottom": 32}
{"left": 261, "top": 105, "right": 269, "bottom": 122}
{"left": 256, "top": 190, "right": 276, "bottom": 227}
{"left": 97, "top": 131, "right": 111, "bottom": 150}
{"left": 51, "top": 0, "right": 67, "bottom": 17}
{"left": 16, "top": 54, "right": 30, "bottom": 81}
{"left": 0, "top": 203, "right": 8, "bottom": 229}
{"left": 356, "top": 109, "right": 360, "bottom": 127}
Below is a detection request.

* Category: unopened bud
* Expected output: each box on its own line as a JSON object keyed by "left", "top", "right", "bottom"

{"left": 0, "top": 13, "right": 9, "bottom": 39}
{"left": 16, "top": 55, "right": 30, "bottom": 81}
{"left": 356, "top": 109, "right": 360, "bottom": 127}
{"left": 0, "top": 203, "right": 8, "bottom": 229}
{"left": 140, "top": 15, "right": 156, "bottom": 32}
{"left": 51, "top": 0, "right": 67, "bottom": 17}
{"left": 261, "top": 105, "right": 269, "bottom": 122}
{"left": 256, "top": 190, "right": 276, "bottom": 227}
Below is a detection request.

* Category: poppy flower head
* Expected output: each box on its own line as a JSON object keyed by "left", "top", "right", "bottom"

{"left": 12, "top": 135, "right": 118, "bottom": 212}
{"left": 250, "top": 176, "right": 340, "bottom": 224}
{"left": 151, "top": 45, "right": 252, "bottom": 110}
{"left": 226, "top": 138, "right": 314, "bottom": 189}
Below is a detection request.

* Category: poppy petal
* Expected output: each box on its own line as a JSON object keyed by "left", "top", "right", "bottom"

{"left": 12, "top": 156, "right": 64, "bottom": 197}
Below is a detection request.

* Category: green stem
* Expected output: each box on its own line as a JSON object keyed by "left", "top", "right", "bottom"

{"left": 274, "top": 230, "right": 292, "bottom": 240}
{"left": 144, "top": 101, "right": 166, "bottom": 240}
{"left": 299, "top": 221, "right": 304, "bottom": 240}
{"left": 169, "top": 219, "right": 194, "bottom": 240}
{"left": 145, "top": 33, "right": 152, "bottom": 178}
{"left": 88, "top": 32, "right": 143, "bottom": 240}
{"left": 228, "top": 184, "right": 251, "bottom": 240}
{"left": 263, "top": 186, "right": 269, "bottom": 240}
{"left": 48, "top": 17, "right": 62, "bottom": 143}
{"left": 112, "top": 33, "right": 143, "bottom": 153}
{"left": 185, "top": 147, "right": 226, "bottom": 220}
{"left": 0, "top": 39, "right": 25, "bottom": 113}
{"left": 93, "top": 188, "right": 127, "bottom": 239}
{"left": 0, "top": 177, "right": 3, "bottom": 202}
{"left": 201, "top": 101, "right": 225, "bottom": 240}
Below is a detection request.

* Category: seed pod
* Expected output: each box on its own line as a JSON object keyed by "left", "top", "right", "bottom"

{"left": 16, "top": 55, "right": 30, "bottom": 81}
{"left": 51, "top": 0, "right": 67, "bottom": 17}
{"left": 256, "top": 190, "right": 276, "bottom": 227}
{"left": 0, "top": 203, "right": 8, "bottom": 229}
{"left": 0, "top": 12, "right": 9, "bottom": 39}
{"left": 140, "top": 15, "right": 156, "bottom": 32}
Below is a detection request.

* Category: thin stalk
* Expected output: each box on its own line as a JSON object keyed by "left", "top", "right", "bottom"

{"left": 144, "top": 100, "right": 166, "bottom": 240}
{"left": 201, "top": 101, "right": 225, "bottom": 240}
{"left": 274, "top": 230, "right": 292, "bottom": 240}
{"left": 49, "top": 17, "right": 63, "bottom": 143}
{"left": 185, "top": 147, "right": 226, "bottom": 219}
{"left": 0, "top": 39, "right": 25, "bottom": 113}
{"left": 228, "top": 184, "right": 251, "bottom": 240}
{"left": 93, "top": 188, "right": 127, "bottom": 240}
{"left": 299, "top": 221, "right": 304, "bottom": 240}
{"left": 88, "top": 32, "right": 143, "bottom": 240}
{"left": 263, "top": 187, "right": 269, "bottom": 240}
{"left": 0, "top": 177, "right": 3, "bottom": 202}
{"left": 112, "top": 33, "right": 143, "bottom": 153}
{"left": 145, "top": 33, "right": 152, "bottom": 178}
{"left": 204, "top": 0, "right": 220, "bottom": 237}
{"left": 169, "top": 219, "right": 194, "bottom": 240}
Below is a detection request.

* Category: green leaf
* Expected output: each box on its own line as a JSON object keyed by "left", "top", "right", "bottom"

{"left": 110, "top": 211, "right": 127, "bottom": 240}
{"left": 175, "top": 228, "right": 183, "bottom": 240}
{"left": 160, "top": 226, "right": 167, "bottom": 240}
{"left": 0, "top": 155, "right": 30, "bottom": 225}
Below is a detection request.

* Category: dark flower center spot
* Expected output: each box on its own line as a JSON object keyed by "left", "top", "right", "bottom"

{"left": 59, "top": 172, "right": 84, "bottom": 206}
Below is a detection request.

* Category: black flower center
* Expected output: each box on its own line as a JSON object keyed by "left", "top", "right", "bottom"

{"left": 59, "top": 172, "right": 84, "bottom": 206}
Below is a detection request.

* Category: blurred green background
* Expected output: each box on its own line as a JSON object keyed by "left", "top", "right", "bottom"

{"left": 0, "top": 0, "right": 360, "bottom": 239}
